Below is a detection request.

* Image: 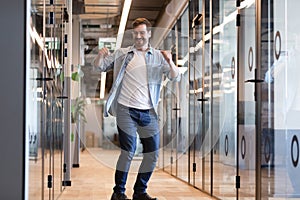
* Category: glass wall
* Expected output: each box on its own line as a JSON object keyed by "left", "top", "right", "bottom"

{"left": 202, "top": 0, "right": 212, "bottom": 194}
{"left": 212, "top": 0, "right": 237, "bottom": 198}
{"left": 159, "top": 8, "right": 190, "bottom": 183}
{"left": 188, "top": 0, "right": 205, "bottom": 190}
{"left": 162, "top": 0, "right": 300, "bottom": 199}
{"left": 28, "top": 1, "right": 66, "bottom": 199}
{"left": 237, "top": 0, "right": 257, "bottom": 199}
{"left": 176, "top": 8, "right": 190, "bottom": 183}
{"left": 161, "top": 28, "right": 177, "bottom": 175}
{"left": 261, "top": 0, "right": 300, "bottom": 198}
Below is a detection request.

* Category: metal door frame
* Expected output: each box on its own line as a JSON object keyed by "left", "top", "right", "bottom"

{"left": 236, "top": 0, "right": 262, "bottom": 199}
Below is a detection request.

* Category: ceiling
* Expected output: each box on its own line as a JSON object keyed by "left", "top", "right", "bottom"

{"left": 76, "top": 0, "right": 171, "bottom": 28}
{"left": 31, "top": 0, "right": 170, "bottom": 37}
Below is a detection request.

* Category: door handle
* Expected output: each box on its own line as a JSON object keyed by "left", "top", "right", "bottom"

{"left": 197, "top": 98, "right": 208, "bottom": 102}
{"left": 198, "top": 98, "right": 208, "bottom": 113}
{"left": 245, "top": 79, "right": 264, "bottom": 83}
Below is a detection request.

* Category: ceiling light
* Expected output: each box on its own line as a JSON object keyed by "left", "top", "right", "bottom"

{"left": 99, "top": 0, "right": 132, "bottom": 100}
{"left": 115, "top": 0, "right": 132, "bottom": 48}
{"left": 99, "top": 72, "right": 106, "bottom": 99}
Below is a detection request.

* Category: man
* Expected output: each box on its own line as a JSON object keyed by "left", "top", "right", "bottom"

{"left": 93, "top": 18, "right": 180, "bottom": 200}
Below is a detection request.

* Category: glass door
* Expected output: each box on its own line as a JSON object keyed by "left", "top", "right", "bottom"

{"left": 162, "top": 30, "right": 177, "bottom": 175}
{"left": 237, "top": 0, "right": 257, "bottom": 199}
{"left": 176, "top": 8, "right": 190, "bottom": 183}
{"left": 260, "top": 0, "right": 275, "bottom": 198}
{"left": 212, "top": 0, "right": 238, "bottom": 199}
{"left": 261, "top": 0, "right": 300, "bottom": 198}
{"left": 28, "top": 1, "right": 65, "bottom": 199}
{"left": 201, "top": 0, "right": 212, "bottom": 194}
{"left": 188, "top": 0, "right": 205, "bottom": 190}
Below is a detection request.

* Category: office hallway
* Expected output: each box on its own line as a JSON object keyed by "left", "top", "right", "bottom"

{"left": 58, "top": 149, "right": 216, "bottom": 200}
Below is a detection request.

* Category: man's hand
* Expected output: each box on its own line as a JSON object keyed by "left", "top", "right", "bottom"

{"left": 160, "top": 50, "right": 179, "bottom": 79}
{"left": 160, "top": 50, "right": 172, "bottom": 64}
{"left": 98, "top": 47, "right": 110, "bottom": 58}
{"left": 93, "top": 47, "right": 110, "bottom": 68}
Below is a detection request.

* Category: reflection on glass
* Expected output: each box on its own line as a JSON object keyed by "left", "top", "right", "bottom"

{"left": 176, "top": 8, "right": 189, "bottom": 183}
{"left": 238, "top": 3, "right": 256, "bottom": 199}
{"left": 161, "top": 30, "right": 177, "bottom": 175}
{"left": 28, "top": 3, "right": 65, "bottom": 199}
{"left": 211, "top": 0, "right": 237, "bottom": 199}
{"left": 189, "top": 0, "right": 205, "bottom": 190}
{"left": 262, "top": 0, "right": 300, "bottom": 198}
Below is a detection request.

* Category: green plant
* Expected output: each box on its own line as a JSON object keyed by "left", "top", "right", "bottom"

{"left": 71, "top": 71, "right": 80, "bottom": 81}
{"left": 71, "top": 97, "right": 87, "bottom": 124}
{"left": 59, "top": 65, "right": 84, "bottom": 82}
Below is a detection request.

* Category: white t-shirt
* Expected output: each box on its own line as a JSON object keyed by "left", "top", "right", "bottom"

{"left": 117, "top": 50, "right": 152, "bottom": 109}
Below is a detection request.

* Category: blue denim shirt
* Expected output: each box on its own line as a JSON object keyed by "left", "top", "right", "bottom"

{"left": 93, "top": 45, "right": 180, "bottom": 117}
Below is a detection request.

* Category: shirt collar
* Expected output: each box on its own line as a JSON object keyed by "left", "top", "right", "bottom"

{"left": 128, "top": 45, "right": 153, "bottom": 55}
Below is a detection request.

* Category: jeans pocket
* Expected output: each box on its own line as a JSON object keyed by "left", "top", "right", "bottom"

{"left": 139, "top": 110, "right": 151, "bottom": 127}
{"left": 129, "top": 108, "right": 151, "bottom": 127}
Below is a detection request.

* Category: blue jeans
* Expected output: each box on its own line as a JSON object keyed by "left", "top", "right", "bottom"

{"left": 113, "top": 103, "right": 160, "bottom": 194}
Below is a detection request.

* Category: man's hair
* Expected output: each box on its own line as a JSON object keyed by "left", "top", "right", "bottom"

{"left": 132, "top": 18, "right": 152, "bottom": 30}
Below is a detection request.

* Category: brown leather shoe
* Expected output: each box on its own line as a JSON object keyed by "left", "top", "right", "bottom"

{"left": 132, "top": 193, "right": 157, "bottom": 200}
{"left": 111, "top": 192, "right": 131, "bottom": 200}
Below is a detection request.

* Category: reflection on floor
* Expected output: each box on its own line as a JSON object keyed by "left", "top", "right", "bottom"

{"left": 58, "top": 148, "right": 216, "bottom": 200}
{"left": 28, "top": 148, "right": 300, "bottom": 199}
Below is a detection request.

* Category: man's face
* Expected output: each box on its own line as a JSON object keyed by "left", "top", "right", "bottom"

{"left": 132, "top": 24, "right": 151, "bottom": 48}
